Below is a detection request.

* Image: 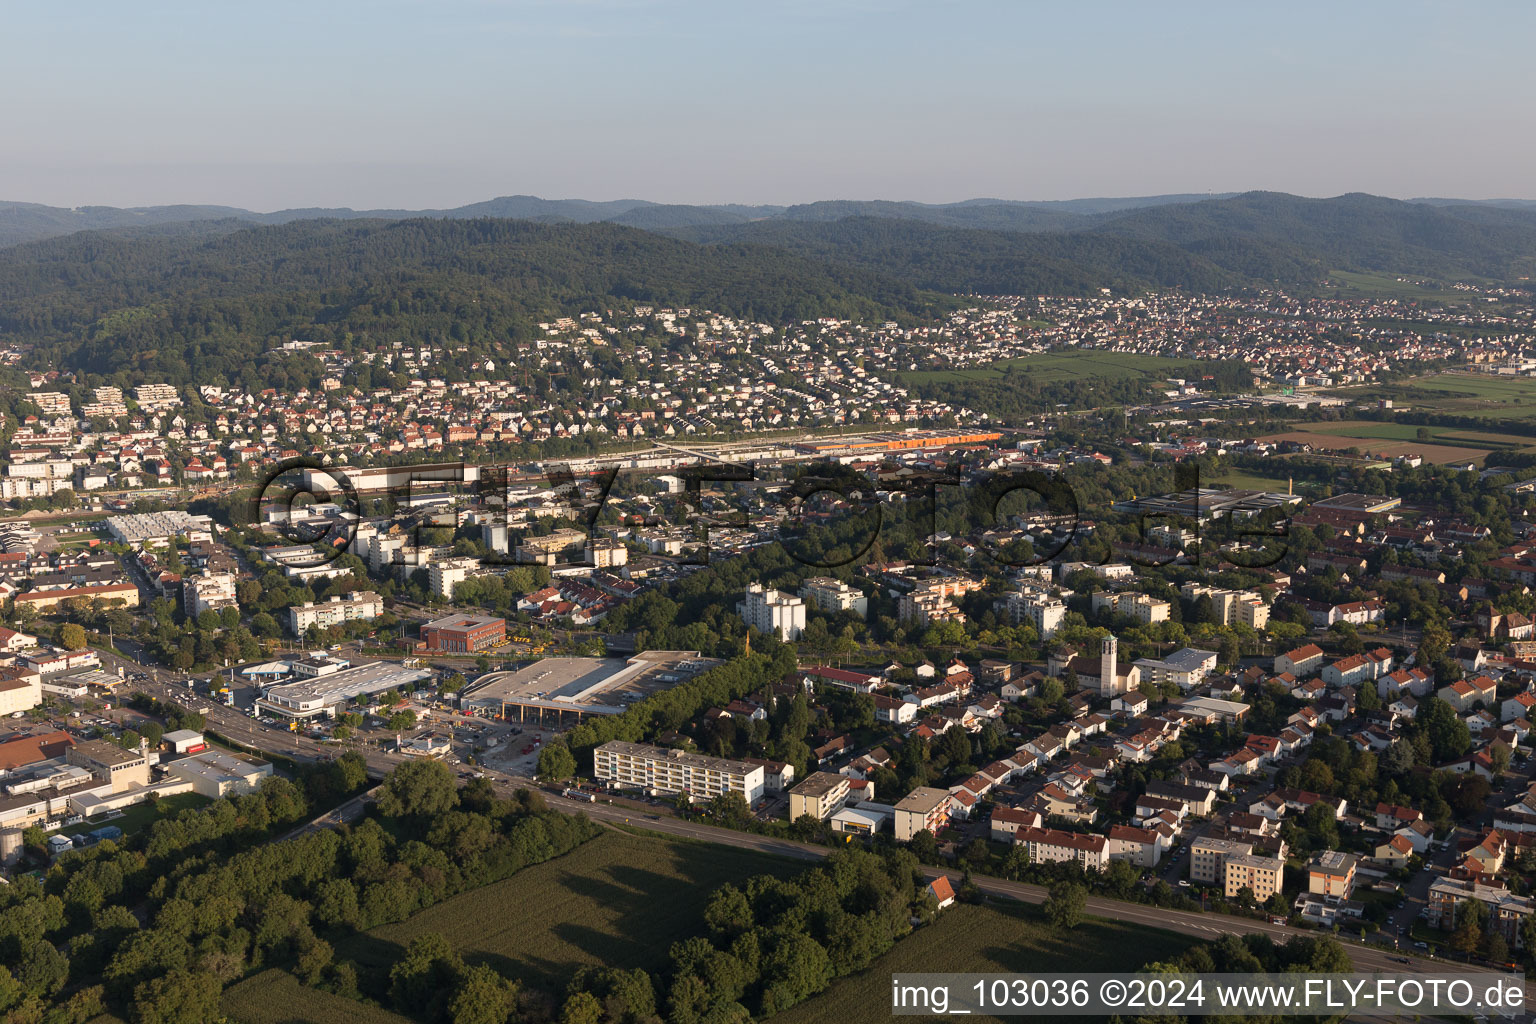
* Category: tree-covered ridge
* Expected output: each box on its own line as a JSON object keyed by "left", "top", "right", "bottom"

{"left": 0, "top": 217, "right": 947, "bottom": 385}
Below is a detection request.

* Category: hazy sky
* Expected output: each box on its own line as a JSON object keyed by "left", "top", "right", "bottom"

{"left": 3, "top": 0, "right": 1532, "bottom": 209}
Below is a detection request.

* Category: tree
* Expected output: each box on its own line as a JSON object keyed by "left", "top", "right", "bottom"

{"left": 1003, "top": 844, "right": 1031, "bottom": 881}
{"left": 908, "top": 829, "right": 940, "bottom": 864}
{"left": 59, "top": 623, "right": 87, "bottom": 651}
{"left": 709, "top": 792, "right": 752, "bottom": 830}
{"left": 131, "top": 970, "right": 221, "bottom": 1024}
{"left": 1043, "top": 881, "right": 1086, "bottom": 929}
{"left": 451, "top": 964, "right": 515, "bottom": 1024}
{"left": 377, "top": 759, "right": 458, "bottom": 819}
{"left": 560, "top": 990, "right": 604, "bottom": 1024}
{"left": 537, "top": 742, "right": 577, "bottom": 783}
{"left": 390, "top": 933, "right": 464, "bottom": 1013}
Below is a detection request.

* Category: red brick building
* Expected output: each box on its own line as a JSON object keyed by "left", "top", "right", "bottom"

{"left": 420, "top": 614, "right": 505, "bottom": 653}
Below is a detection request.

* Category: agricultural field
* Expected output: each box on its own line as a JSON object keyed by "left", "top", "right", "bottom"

{"left": 1255, "top": 418, "right": 1527, "bottom": 466}
{"left": 769, "top": 899, "right": 1199, "bottom": 1024}
{"left": 1340, "top": 373, "right": 1536, "bottom": 424}
{"left": 902, "top": 350, "right": 1207, "bottom": 386}
{"left": 222, "top": 970, "right": 416, "bottom": 1024}
{"left": 337, "top": 830, "right": 805, "bottom": 995}
{"left": 1325, "top": 270, "right": 1479, "bottom": 303}
{"left": 1208, "top": 468, "right": 1301, "bottom": 492}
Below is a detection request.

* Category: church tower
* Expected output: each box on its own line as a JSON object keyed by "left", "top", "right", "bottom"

{"left": 1100, "top": 635, "right": 1118, "bottom": 695}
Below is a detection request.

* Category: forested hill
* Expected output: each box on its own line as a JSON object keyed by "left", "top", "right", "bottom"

{"left": 0, "top": 218, "right": 947, "bottom": 386}
{"left": 663, "top": 216, "right": 1318, "bottom": 294}
{"left": 1089, "top": 191, "right": 1536, "bottom": 281}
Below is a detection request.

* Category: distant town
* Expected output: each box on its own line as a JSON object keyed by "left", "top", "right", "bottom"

{"left": 6, "top": 283, "right": 1536, "bottom": 1021}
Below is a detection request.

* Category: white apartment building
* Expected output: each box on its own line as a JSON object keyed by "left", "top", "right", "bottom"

{"left": 1134, "top": 648, "right": 1220, "bottom": 690}
{"left": 183, "top": 571, "right": 238, "bottom": 618}
{"left": 1007, "top": 589, "right": 1066, "bottom": 638}
{"left": 1091, "top": 590, "right": 1171, "bottom": 625}
{"left": 428, "top": 557, "right": 481, "bottom": 599}
{"left": 738, "top": 583, "right": 806, "bottom": 641}
{"left": 800, "top": 577, "right": 868, "bottom": 619}
{"left": 1182, "top": 583, "right": 1270, "bottom": 630}
{"left": 594, "top": 741, "right": 765, "bottom": 804}
{"left": 133, "top": 383, "right": 183, "bottom": 409}
{"left": 287, "top": 591, "right": 384, "bottom": 635}
{"left": 1014, "top": 825, "right": 1109, "bottom": 871}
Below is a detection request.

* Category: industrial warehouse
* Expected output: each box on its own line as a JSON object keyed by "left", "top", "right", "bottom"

{"left": 254, "top": 660, "right": 436, "bottom": 720}
{"left": 460, "top": 651, "right": 719, "bottom": 723}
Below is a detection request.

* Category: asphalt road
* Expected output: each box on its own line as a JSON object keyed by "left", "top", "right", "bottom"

{"left": 98, "top": 648, "right": 1533, "bottom": 1008}
{"left": 541, "top": 791, "right": 1486, "bottom": 982}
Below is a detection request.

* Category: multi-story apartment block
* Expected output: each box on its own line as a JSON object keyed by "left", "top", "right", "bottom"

{"left": 428, "top": 557, "right": 482, "bottom": 599}
{"left": 183, "top": 571, "right": 238, "bottom": 618}
{"left": 1308, "top": 850, "right": 1358, "bottom": 898}
{"left": 1007, "top": 589, "right": 1066, "bottom": 638}
{"left": 1190, "top": 836, "right": 1253, "bottom": 885}
{"left": 133, "top": 383, "right": 183, "bottom": 410}
{"left": 516, "top": 528, "right": 589, "bottom": 566}
{"left": 1182, "top": 583, "right": 1270, "bottom": 630}
{"left": 1225, "top": 853, "right": 1285, "bottom": 901}
{"left": 788, "top": 771, "right": 851, "bottom": 821}
{"left": 30, "top": 392, "right": 72, "bottom": 416}
{"left": 287, "top": 591, "right": 384, "bottom": 635}
{"left": 894, "top": 786, "right": 954, "bottom": 841}
{"left": 800, "top": 577, "right": 868, "bottom": 619}
{"left": 1134, "top": 647, "right": 1219, "bottom": 690}
{"left": 1426, "top": 878, "right": 1534, "bottom": 949}
{"left": 738, "top": 583, "right": 806, "bottom": 641}
{"left": 1014, "top": 825, "right": 1109, "bottom": 871}
{"left": 587, "top": 538, "right": 629, "bottom": 569}
{"left": 1092, "top": 590, "right": 1171, "bottom": 625}
{"left": 594, "top": 741, "right": 765, "bottom": 804}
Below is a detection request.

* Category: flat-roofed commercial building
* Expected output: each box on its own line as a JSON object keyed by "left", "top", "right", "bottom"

{"left": 893, "top": 786, "right": 954, "bottom": 842}
{"left": 420, "top": 614, "right": 505, "bottom": 653}
{"left": 256, "top": 661, "right": 434, "bottom": 720}
{"left": 104, "top": 510, "right": 213, "bottom": 546}
{"left": 594, "top": 741, "right": 764, "bottom": 804}
{"left": 67, "top": 739, "right": 150, "bottom": 793}
{"left": 788, "top": 771, "right": 851, "bottom": 821}
{"left": 463, "top": 651, "right": 717, "bottom": 723}
{"left": 166, "top": 749, "right": 272, "bottom": 797}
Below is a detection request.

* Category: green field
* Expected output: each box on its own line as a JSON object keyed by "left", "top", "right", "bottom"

{"left": 903, "top": 351, "right": 1207, "bottom": 386}
{"left": 337, "top": 830, "right": 806, "bottom": 995}
{"left": 769, "top": 900, "right": 1200, "bottom": 1024}
{"left": 1343, "top": 373, "right": 1536, "bottom": 425}
{"left": 223, "top": 970, "right": 416, "bottom": 1024}
{"left": 1326, "top": 270, "right": 1477, "bottom": 302}
{"left": 1299, "top": 420, "right": 1530, "bottom": 449}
